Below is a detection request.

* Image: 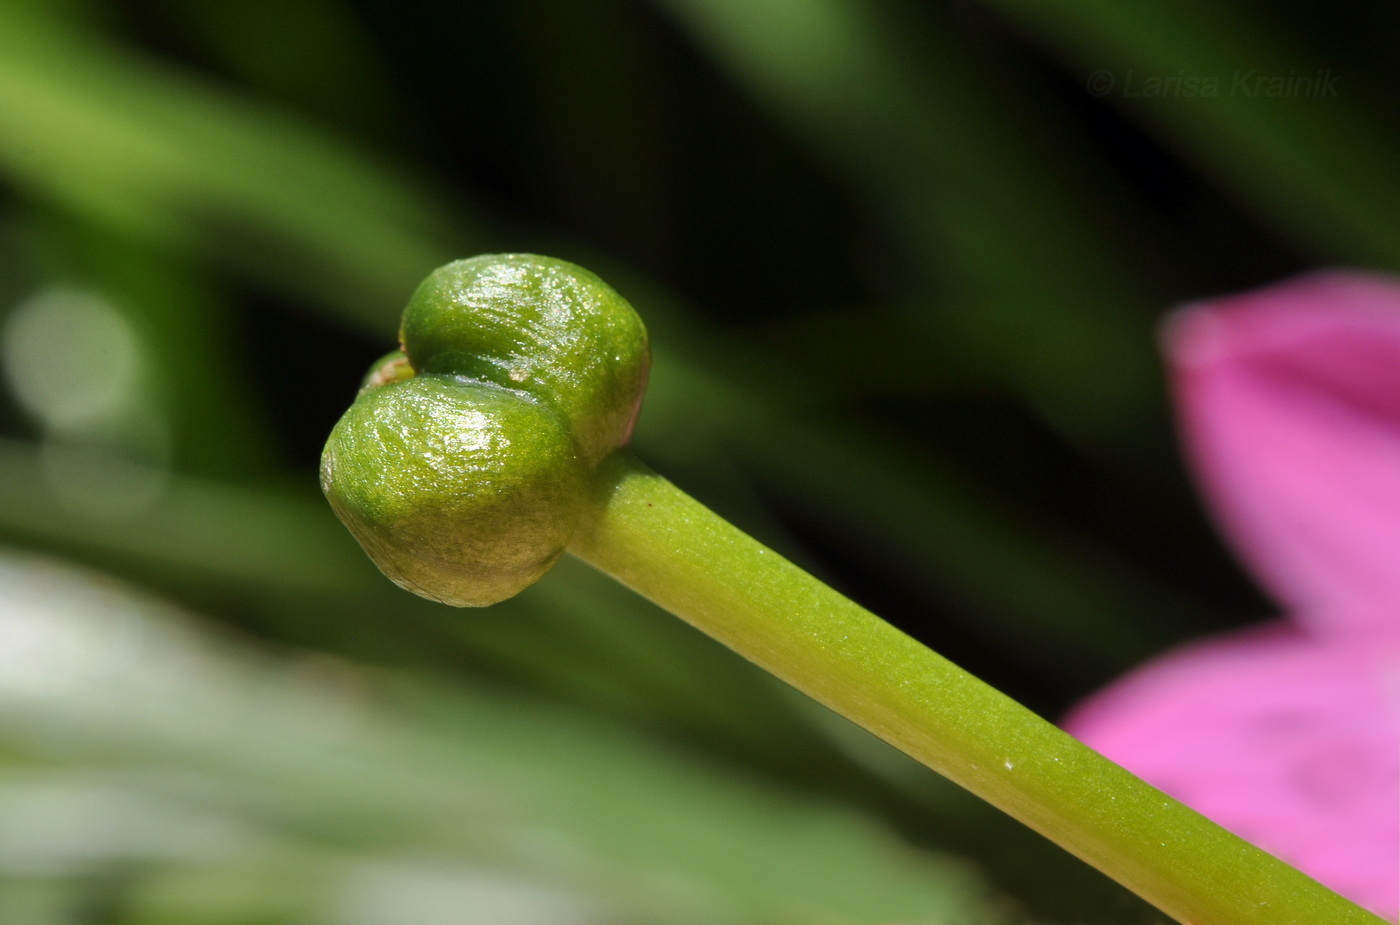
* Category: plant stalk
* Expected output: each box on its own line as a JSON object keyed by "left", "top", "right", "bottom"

{"left": 568, "top": 452, "right": 1385, "bottom": 925}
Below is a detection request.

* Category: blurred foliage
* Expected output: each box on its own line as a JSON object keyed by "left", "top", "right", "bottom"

{"left": 0, "top": 0, "right": 1394, "bottom": 922}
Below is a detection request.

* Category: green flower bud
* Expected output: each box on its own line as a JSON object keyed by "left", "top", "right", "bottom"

{"left": 401, "top": 254, "right": 650, "bottom": 463}
{"left": 321, "top": 254, "right": 650, "bottom": 607}
{"left": 359, "top": 350, "right": 414, "bottom": 392}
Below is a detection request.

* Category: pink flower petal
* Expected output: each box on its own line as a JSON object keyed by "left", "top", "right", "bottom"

{"left": 1169, "top": 270, "right": 1400, "bottom": 638}
{"left": 1065, "top": 623, "right": 1400, "bottom": 918}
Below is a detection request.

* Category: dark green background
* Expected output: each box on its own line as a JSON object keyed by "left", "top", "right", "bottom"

{"left": 0, "top": 2, "right": 1393, "bottom": 922}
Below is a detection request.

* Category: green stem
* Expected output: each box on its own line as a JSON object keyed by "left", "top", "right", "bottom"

{"left": 569, "top": 452, "right": 1385, "bottom": 925}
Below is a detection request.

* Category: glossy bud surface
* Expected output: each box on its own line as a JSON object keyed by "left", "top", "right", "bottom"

{"left": 321, "top": 254, "right": 649, "bottom": 606}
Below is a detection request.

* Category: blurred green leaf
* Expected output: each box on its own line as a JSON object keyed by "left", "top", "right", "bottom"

{"left": 0, "top": 0, "right": 462, "bottom": 327}
{"left": 0, "top": 553, "right": 1005, "bottom": 925}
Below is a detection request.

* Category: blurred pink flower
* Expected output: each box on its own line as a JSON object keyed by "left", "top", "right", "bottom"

{"left": 1064, "top": 271, "right": 1400, "bottom": 918}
